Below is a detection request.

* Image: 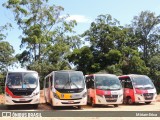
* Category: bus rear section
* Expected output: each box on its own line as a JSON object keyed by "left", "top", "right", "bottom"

{"left": 85, "top": 74, "right": 123, "bottom": 107}
{"left": 119, "top": 74, "right": 157, "bottom": 104}
{"left": 5, "top": 70, "right": 40, "bottom": 108}
{"left": 44, "top": 70, "right": 87, "bottom": 108}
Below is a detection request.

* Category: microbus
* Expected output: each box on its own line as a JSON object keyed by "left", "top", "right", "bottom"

{"left": 44, "top": 70, "right": 87, "bottom": 109}
{"left": 5, "top": 70, "right": 40, "bottom": 108}
{"left": 118, "top": 74, "right": 157, "bottom": 104}
{"left": 85, "top": 74, "right": 123, "bottom": 107}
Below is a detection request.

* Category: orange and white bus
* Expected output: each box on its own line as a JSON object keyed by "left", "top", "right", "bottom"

{"left": 85, "top": 74, "right": 123, "bottom": 107}
{"left": 44, "top": 70, "right": 87, "bottom": 109}
{"left": 5, "top": 70, "right": 40, "bottom": 108}
{"left": 118, "top": 74, "right": 157, "bottom": 104}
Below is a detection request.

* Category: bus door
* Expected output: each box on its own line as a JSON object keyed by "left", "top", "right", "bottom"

{"left": 120, "top": 79, "right": 126, "bottom": 100}
{"left": 44, "top": 77, "right": 50, "bottom": 103}
{"left": 124, "top": 77, "right": 134, "bottom": 104}
{"left": 86, "top": 76, "right": 95, "bottom": 103}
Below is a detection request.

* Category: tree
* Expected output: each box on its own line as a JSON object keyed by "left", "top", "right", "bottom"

{"left": 0, "top": 24, "right": 15, "bottom": 93}
{"left": 3, "top": 0, "right": 80, "bottom": 88}
{"left": 119, "top": 47, "right": 149, "bottom": 74}
{"left": 131, "top": 11, "right": 160, "bottom": 63}
{"left": 0, "top": 24, "right": 15, "bottom": 73}
{"left": 67, "top": 46, "right": 97, "bottom": 74}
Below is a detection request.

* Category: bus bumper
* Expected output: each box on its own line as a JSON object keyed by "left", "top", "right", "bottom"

{"left": 5, "top": 95, "right": 40, "bottom": 105}
{"left": 135, "top": 93, "right": 157, "bottom": 103}
{"left": 52, "top": 96, "right": 87, "bottom": 106}
{"left": 95, "top": 95, "right": 123, "bottom": 105}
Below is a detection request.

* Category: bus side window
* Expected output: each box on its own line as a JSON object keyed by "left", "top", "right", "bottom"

{"left": 45, "top": 77, "right": 49, "bottom": 88}
{"left": 50, "top": 75, "right": 53, "bottom": 87}
{"left": 90, "top": 76, "right": 94, "bottom": 89}
{"left": 86, "top": 77, "right": 91, "bottom": 88}
{"left": 125, "top": 78, "right": 133, "bottom": 89}
{"left": 86, "top": 76, "right": 94, "bottom": 89}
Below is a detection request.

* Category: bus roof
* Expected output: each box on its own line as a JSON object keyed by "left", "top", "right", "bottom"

{"left": 7, "top": 69, "right": 38, "bottom": 73}
{"left": 85, "top": 74, "right": 117, "bottom": 77}
{"left": 45, "top": 70, "right": 83, "bottom": 79}
{"left": 118, "top": 74, "right": 147, "bottom": 78}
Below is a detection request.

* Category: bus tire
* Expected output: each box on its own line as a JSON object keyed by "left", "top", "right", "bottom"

{"left": 77, "top": 106, "right": 81, "bottom": 109}
{"left": 114, "top": 104, "right": 118, "bottom": 107}
{"left": 145, "top": 102, "right": 151, "bottom": 104}
{"left": 90, "top": 98, "right": 96, "bottom": 107}
{"left": 127, "top": 97, "right": 133, "bottom": 105}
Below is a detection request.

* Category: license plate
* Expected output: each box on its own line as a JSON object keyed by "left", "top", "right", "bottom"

{"left": 19, "top": 99, "right": 26, "bottom": 101}
{"left": 68, "top": 101, "right": 74, "bottom": 103}
{"left": 146, "top": 96, "right": 151, "bottom": 98}
{"left": 106, "top": 98, "right": 115, "bottom": 100}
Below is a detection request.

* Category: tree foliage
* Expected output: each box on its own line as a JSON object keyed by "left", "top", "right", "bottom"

{"left": 3, "top": 0, "right": 81, "bottom": 88}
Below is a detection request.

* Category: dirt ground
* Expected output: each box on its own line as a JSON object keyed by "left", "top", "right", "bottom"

{"left": 0, "top": 91, "right": 160, "bottom": 120}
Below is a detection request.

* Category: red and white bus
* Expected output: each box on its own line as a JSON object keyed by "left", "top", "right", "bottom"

{"left": 85, "top": 74, "right": 123, "bottom": 107}
{"left": 118, "top": 74, "right": 157, "bottom": 104}
{"left": 5, "top": 70, "right": 40, "bottom": 108}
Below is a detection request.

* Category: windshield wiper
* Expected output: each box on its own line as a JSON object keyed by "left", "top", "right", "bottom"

{"left": 71, "top": 82, "right": 79, "bottom": 89}
{"left": 62, "top": 80, "right": 71, "bottom": 89}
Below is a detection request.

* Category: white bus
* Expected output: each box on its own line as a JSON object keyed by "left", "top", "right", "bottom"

{"left": 85, "top": 74, "right": 123, "bottom": 107}
{"left": 5, "top": 70, "right": 40, "bottom": 108}
{"left": 44, "top": 70, "right": 87, "bottom": 109}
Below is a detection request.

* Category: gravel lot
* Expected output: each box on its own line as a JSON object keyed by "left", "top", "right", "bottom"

{"left": 0, "top": 91, "right": 160, "bottom": 120}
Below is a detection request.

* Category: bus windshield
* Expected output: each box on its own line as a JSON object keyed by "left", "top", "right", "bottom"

{"left": 54, "top": 71, "right": 85, "bottom": 89}
{"left": 132, "top": 76, "right": 155, "bottom": 89}
{"left": 95, "top": 75, "right": 122, "bottom": 90}
{"left": 6, "top": 72, "right": 38, "bottom": 89}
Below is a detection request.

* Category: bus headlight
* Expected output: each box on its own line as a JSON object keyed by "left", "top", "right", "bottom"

{"left": 33, "top": 92, "right": 39, "bottom": 96}
{"left": 119, "top": 94, "right": 123, "bottom": 98}
{"left": 82, "top": 92, "right": 87, "bottom": 98}
{"left": 53, "top": 92, "right": 60, "bottom": 99}
{"left": 6, "top": 93, "right": 11, "bottom": 97}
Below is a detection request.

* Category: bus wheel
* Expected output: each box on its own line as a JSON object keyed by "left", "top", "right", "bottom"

{"left": 90, "top": 98, "right": 96, "bottom": 107}
{"left": 127, "top": 97, "right": 133, "bottom": 105}
{"left": 114, "top": 104, "right": 118, "bottom": 107}
{"left": 145, "top": 102, "right": 151, "bottom": 104}
{"left": 77, "top": 106, "right": 81, "bottom": 109}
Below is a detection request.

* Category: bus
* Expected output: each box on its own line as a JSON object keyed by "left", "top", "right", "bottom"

{"left": 85, "top": 74, "right": 123, "bottom": 107}
{"left": 44, "top": 70, "right": 87, "bottom": 108}
{"left": 5, "top": 70, "right": 40, "bottom": 108}
{"left": 118, "top": 74, "right": 157, "bottom": 104}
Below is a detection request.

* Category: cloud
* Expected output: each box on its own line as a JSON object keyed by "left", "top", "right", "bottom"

{"left": 66, "top": 15, "right": 92, "bottom": 23}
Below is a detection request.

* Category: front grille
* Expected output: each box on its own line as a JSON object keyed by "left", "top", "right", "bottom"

{"left": 12, "top": 91, "right": 32, "bottom": 96}
{"left": 9, "top": 88, "right": 35, "bottom": 96}
{"left": 105, "top": 95, "right": 118, "bottom": 102}
{"left": 61, "top": 102, "right": 80, "bottom": 104}
{"left": 143, "top": 93, "right": 154, "bottom": 100}
{"left": 12, "top": 100, "right": 32, "bottom": 103}
{"left": 105, "top": 95, "right": 118, "bottom": 98}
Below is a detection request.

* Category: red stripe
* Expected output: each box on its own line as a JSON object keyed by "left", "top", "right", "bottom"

{"left": 96, "top": 89, "right": 111, "bottom": 95}
{"left": 5, "top": 86, "right": 22, "bottom": 98}
{"left": 135, "top": 89, "right": 148, "bottom": 94}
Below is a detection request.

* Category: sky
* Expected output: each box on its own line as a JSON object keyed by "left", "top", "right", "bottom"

{"left": 0, "top": 0, "right": 160, "bottom": 54}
